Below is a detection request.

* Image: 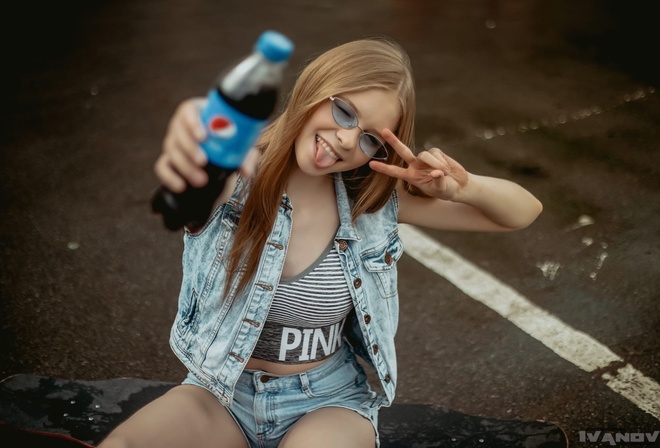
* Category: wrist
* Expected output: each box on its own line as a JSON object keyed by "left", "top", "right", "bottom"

{"left": 449, "top": 172, "right": 480, "bottom": 203}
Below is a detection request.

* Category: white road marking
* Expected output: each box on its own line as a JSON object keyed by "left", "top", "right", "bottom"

{"left": 398, "top": 224, "right": 660, "bottom": 421}
{"left": 603, "top": 364, "right": 660, "bottom": 420}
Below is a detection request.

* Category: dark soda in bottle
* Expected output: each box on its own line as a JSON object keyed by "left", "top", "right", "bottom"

{"left": 151, "top": 31, "right": 294, "bottom": 231}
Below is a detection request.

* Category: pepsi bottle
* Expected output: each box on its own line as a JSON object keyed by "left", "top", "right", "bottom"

{"left": 151, "top": 31, "right": 294, "bottom": 231}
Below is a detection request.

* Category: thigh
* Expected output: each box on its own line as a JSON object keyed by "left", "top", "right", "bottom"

{"left": 98, "top": 384, "right": 248, "bottom": 448}
{"left": 277, "top": 407, "right": 376, "bottom": 448}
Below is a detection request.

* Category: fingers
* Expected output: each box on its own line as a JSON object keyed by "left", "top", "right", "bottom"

{"left": 154, "top": 98, "right": 209, "bottom": 192}
{"left": 369, "top": 160, "right": 411, "bottom": 180}
{"left": 154, "top": 156, "right": 186, "bottom": 192}
{"left": 370, "top": 158, "right": 447, "bottom": 185}
{"left": 381, "top": 129, "right": 417, "bottom": 164}
{"left": 382, "top": 129, "right": 451, "bottom": 171}
{"left": 418, "top": 149, "right": 450, "bottom": 175}
{"left": 371, "top": 131, "right": 469, "bottom": 200}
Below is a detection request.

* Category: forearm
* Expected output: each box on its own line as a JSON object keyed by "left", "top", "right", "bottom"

{"left": 452, "top": 173, "right": 543, "bottom": 230}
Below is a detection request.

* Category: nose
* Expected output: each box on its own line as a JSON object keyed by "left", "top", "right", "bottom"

{"left": 336, "top": 126, "right": 362, "bottom": 151}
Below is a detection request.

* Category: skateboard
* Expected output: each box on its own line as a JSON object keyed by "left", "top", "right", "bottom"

{"left": 0, "top": 374, "right": 568, "bottom": 447}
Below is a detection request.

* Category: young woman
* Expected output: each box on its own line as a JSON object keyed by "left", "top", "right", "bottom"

{"left": 100, "top": 37, "right": 542, "bottom": 448}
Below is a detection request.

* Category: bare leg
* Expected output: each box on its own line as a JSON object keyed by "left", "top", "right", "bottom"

{"left": 277, "top": 407, "right": 376, "bottom": 448}
{"left": 98, "top": 384, "right": 248, "bottom": 448}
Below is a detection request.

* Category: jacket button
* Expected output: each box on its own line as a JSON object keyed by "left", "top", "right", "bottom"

{"left": 338, "top": 240, "right": 348, "bottom": 251}
{"left": 384, "top": 374, "right": 391, "bottom": 383}
{"left": 364, "top": 314, "right": 371, "bottom": 324}
{"left": 353, "top": 278, "right": 362, "bottom": 288}
{"left": 385, "top": 251, "right": 393, "bottom": 265}
{"left": 372, "top": 344, "right": 379, "bottom": 354}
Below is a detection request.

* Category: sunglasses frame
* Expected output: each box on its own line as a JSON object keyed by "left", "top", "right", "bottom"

{"left": 329, "top": 96, "right": 390, "bottom": 160}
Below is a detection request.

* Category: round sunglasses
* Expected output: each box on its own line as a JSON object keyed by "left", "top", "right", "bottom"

{"left": 329, "top": 96, "right": 390, "bottom": 160}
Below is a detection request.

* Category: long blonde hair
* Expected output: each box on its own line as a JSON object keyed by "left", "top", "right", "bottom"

{"left": 227, "top": 37, "right": 416, "bottom": 295}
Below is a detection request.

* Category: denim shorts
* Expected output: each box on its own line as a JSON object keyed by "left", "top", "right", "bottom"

{"left": 183, "top": 343, "right": 380, "bottom": 448}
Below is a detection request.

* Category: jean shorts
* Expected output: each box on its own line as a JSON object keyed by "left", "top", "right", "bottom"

{"left": 183, "top": 343, "right": 380, "bottom": 448}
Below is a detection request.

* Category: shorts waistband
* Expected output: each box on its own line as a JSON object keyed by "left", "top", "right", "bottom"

{"left": 240, "top": 343, "right": 351, "bottom": 392}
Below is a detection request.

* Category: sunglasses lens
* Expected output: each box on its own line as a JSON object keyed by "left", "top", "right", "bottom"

{"left": 330, "top": 97, "right": 388, "bottom": 160}
{"left": 331, "top": 98, "right": 357, "bottom": 128}
{"left": 360, "top": 134, "right": 388, "bottom": 159}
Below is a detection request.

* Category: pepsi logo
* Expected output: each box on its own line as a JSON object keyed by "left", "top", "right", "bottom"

{"left": 208, "top": 115, "right": 237, "bottom": 138}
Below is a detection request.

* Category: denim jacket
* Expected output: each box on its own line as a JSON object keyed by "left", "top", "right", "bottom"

{"left": 169, "top": 174, "right": 404, "bottom": 409}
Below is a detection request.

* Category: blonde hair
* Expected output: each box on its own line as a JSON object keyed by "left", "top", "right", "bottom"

{"left": 227, "top": 37, "right": 416, "bottom": 295}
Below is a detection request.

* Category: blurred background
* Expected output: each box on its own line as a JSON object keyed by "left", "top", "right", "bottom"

{"left": 1, "top": 0, "right": 659, "bottom": 445}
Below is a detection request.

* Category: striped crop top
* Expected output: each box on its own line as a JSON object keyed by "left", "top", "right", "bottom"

{"left": 251, "top": 241, "right": 354, "bottom": 364}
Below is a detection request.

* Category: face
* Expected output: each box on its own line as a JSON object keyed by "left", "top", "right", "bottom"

{"left": 294, "top": 89, "right": 401, "bottom": 176}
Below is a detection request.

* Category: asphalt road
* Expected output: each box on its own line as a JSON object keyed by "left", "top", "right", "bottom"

{"left": 1, "top": 1, "right": 659, "bottom": 446}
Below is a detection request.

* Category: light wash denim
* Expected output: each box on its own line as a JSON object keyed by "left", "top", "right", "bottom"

{"left": 170, "top": 174, "right": 403, "bottom": 413}
{"left": 183, "top": 343, "right": 379, "bottom": 447}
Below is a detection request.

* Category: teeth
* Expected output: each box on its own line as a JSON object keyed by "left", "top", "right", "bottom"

{"left": 316, "top": 135, "right": 339, "bottom": 160}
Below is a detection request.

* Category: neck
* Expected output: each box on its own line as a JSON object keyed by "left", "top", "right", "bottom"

{"left": 286, "top": 165, "right": 334, "bottom": 197}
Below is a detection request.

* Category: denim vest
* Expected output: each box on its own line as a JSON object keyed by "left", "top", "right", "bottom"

{"left": 169, "top": 174, "right": 403, "bottom": 409}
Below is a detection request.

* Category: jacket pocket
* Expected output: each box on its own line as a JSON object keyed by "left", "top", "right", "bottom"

{"left": 175, "top": 288, "right": 199, "bottom": 338}
{"left": 360, "top": 232, "right": 403, "bottom": 299}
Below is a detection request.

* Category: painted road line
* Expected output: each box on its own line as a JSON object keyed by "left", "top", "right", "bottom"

{"left": 603, "top": 364, "right": 660, "bottom": 420}
{"left": 398, "top": 224, "right": 660, "bottom": 421}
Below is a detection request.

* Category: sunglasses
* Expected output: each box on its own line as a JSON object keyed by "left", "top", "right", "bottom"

{"left": 329, "top": 96, "right": 390, "bottom": 160}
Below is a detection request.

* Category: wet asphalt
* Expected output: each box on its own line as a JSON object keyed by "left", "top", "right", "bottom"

{"left": 1, "top": 1, "right": 659, "bottom": 446}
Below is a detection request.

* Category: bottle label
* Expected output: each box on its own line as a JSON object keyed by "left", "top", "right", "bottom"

{"left": 200, "top": 89, "right": 266, "bottom": 169}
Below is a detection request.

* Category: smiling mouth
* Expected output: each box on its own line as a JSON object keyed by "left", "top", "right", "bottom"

{"left": 316, "top": 135, "right": 342, "bottom": 161}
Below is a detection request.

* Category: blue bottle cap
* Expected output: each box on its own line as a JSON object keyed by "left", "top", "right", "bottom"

{"left": 256, "top": 31, "right": 294, "bottom": 62}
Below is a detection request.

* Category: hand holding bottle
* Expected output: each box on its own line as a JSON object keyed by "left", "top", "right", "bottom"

{"left": 151, "top": 31, "right": 294, "bottom": 231}
{"left": 154, "top": 98, "right": 261, "bottom": 195}
{"left": 154, "top": 98, "right": 209, "bottom": 194}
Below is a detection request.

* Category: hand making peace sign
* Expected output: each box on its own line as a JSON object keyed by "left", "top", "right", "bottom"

{"left": 369, "top": 129, "right": 469, "bottom": 201}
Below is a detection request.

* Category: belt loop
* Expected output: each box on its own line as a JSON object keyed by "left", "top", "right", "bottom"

{"left": 253, "top": 372, "right": 264, "bottom": 392}
{"left": 299, "top": 371, "right": 311, "bottom": 394}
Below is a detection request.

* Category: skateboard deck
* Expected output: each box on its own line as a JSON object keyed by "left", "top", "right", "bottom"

{"left": 0, "top": 374, "right": 568, "bottom": 447}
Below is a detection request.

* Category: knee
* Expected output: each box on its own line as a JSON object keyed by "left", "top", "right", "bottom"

{"left": 278, "top": 408, "right": 376, "bottom": 448}
{"left": 97, "top": 432, "right": 132, "bottom": 448}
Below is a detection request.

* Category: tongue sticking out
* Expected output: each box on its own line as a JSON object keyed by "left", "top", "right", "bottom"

{"left": 315, "top": 140, "right": 339, "bottom": 168}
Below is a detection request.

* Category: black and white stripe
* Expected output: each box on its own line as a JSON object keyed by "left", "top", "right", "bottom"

{"left": 269, "top": 246, "right": 353, "bottom": 328}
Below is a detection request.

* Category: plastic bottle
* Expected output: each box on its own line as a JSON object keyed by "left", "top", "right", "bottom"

{"left": 151, "top": 31, "right": 294, "bottom": 231}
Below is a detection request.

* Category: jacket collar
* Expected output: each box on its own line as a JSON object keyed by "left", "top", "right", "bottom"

{"left": 334, "top": 174, "right": 360, "bottom": 241}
